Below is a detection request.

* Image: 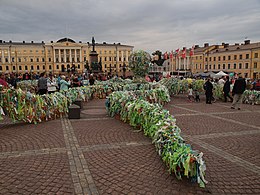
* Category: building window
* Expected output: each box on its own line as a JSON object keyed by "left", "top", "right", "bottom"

{"left": 254, "top": 53, "right": 258, "bottom": 58}
{"left": 77, "top": 58, "right": 79, "bottom": 62}
{"left": 119, "top": 57, "right": 122, "bottom": 61}
{"left": 19, "top": 66, "right": 22, "bottom": 70}
{"left": 195, "top": 64, "right": 198, "bottom": 69}
{"left": 42, "top": 58, "right": 44, "bottom": 62}
{"left": 18, "top": 58, "right": 21, "bottom": 62}
{"left": 67, "top": 57, "right": 69, "bottom": 62}
{"left": 43, "top": 65, "right": 45, "bottom": 70}
{"left": 234, "top": 63, "right": 236, "bottom": 69}
{"left": 13, "top": 66, "right": 16, "bottom": 71}
{"left": 205, "top": 65, "right": 208, "bottom": 70}
{"left": 31, "top": 65, "right": 34, "bottom": 70}
{"left": 205, "top": 57, "right": 207, "bottom": 62}
{"left": 104, "top": 57, "right": 107, "bottom": 61}
{"left": 25, "top": 65, "right": 28, "bottom": 70}
{"left": 5, "top": 58, "right": 8, "bottom": 63}
{"left": 218, "top": 56, "right": 221, "bottom": 61}
{"left": 37, "top": 65, "right": 40, "bottom": 70}
{"left": 31, "top": 58, "right": 33, "bottom": 62}
{"left": 200, "top": 56, "right": 202, "bottom": 60}
{"left": 209, "top": 57, "right": 211, "bottom": 61}
{"left": 223, "top": 56, "right": 226, "bottom": 61}
{"left": 78, "top": 64, "right": 80, "bottom": 69}
{"left": 245, "top": 73, "right": 248, "bottom": 78}
{"left": 239, "top": 63, "right": 242, "bottom": 69}
{"left": 61, "top": 57, "right": 64, "bottom": 62}
{"left": 49, "top": 65, "right": 52, "bottom": 70}
{"left": 223, "top": 64, "right": 225, "bottom": 69}
{"left": 199, "top": 64, "right": 201, "bottom": 69}
{"left": 239, "top": 54, "right": 242, "bottom": 59}
{"left": 245, "top": 63, "right": 249, "bottom": 69}
{"left": 254, "top": 62, "right": 257, "bottom": 68}
{"left": 0, "top": 66, "right": 2, "bottom": 71}
{"left": 228, "top": 56, "right": 231, "bottom": 60}
{"left": 84, "top": 57, "right": 86, "bottom": 61}
{"left": 49, "top": 58, "right": 51, "bottom": 62}
{"left": 36, "top": 58, "right": 39, "bottom": 62}
{"left": 234, "top": 55, "right": 237, "bottom": 60}
{"left": 218, "top": 64, "right": 220, "bottom": 69}
{"left": 213, "top": 64, "right": 216, "bottom": 69}
{"left": 246, "top": 54, "right": 249, "bottom": 59}
{"left": 56, "top": 65, "right": 59, "bottom": 69}
{"left": 209, "top": 65, "right": 211, "bottom": 69}
{"left": 12, "top": 57, "right": 15, "bottom": 62}
{"left": 228, "top": 64, "right": 230, "bottom": 69}
{"left": 6, "top": 66, "right": 9, "bottom": 70}
{"left": 214, "top": 57, "right": 216, "bottom": 61}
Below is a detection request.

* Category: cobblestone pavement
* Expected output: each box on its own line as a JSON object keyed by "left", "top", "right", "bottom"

{"left": 0, "top": 95, "right": 259, "bottom": 194}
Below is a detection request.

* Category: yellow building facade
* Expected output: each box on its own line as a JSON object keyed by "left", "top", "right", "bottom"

{"left": 169, "top": 40, "right": 260, "bottom": 79}
{"left": 0, "top": 38, "right": 134, "bottom": 76}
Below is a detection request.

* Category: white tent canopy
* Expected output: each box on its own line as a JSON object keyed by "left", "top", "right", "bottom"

{"left": 215, "top": 71, "right": 228, "bottom": 76}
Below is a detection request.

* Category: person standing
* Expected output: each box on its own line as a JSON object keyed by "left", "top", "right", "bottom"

{"left": 204, "top": 77, "right": 213, "bottom": 104}
{"left": 60, "top": 75, "right": 70, "bottom": 92}
{"left": 223, "top": 76, "right": 233, "bottom": 102}
{"left": 37, "top": 72, "right": 47, "bottom": 95}
{"left": 231, "top": 74, "right": 246, "bottom": 110}
{"left": 47, "top": 74, "right": 57, "bottom": 94}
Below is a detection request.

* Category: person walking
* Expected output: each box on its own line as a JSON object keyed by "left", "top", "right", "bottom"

{"left": 60, "top": 75, "right": 70, "bottom": 92}
{"left": 204, "top": 77, "right": 213, "bottom": 104}
{"left": 37, "top": 72, "right": 47, "bottom": 95}
{"left": 223, "top": 76, "right": 233, "bottom": 102}
{"left": 231, "top": 73, "right": 246, "bottom": 110}
{"left": 47, "top": 74, "right": 57, "bottom": 94}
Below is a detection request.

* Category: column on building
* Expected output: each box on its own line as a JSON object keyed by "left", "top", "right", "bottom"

{"left": 69, "top": 49, "right": 72, "bottom": 62}
{"left": 187, "top": 56, "right": 190, "bottom": 70}
{"left": 117, "top": 50, "right": 119, "bottom": 62}
{"left": 126, "top": 50, "right": 128, "bottom": 62}
{"left": 74, "top": 49, "right": 77, "bottom": 62}
{"left": 58, "top": 49, "right": 61, "bottom": 63}
{"left": 79, "top": 48, "right": 82, "bottom": 62}
{"left": 64, "top": 49, "right": 67, "bottom": 63}
{"left": 1, "top": 50, "right": 4, "bottom": 63}
{"left": 8, "top": 49, "right": 11, "bottom": 63}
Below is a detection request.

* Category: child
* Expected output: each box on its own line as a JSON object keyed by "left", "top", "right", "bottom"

{"left": 194, "top": 89, "right": 200, "bottom": 102}
{"left": 188, "top": 86, "right": 194, "bottom": 102}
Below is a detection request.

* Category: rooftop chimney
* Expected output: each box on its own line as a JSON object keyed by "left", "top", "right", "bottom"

{"left": 244, "top": 40, "right": 250, "bottom": 45}
{"left": 204, "top": 43, "right": 209, "bottom": 47}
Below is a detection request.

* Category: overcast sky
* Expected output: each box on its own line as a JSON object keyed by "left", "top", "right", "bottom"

{"left": 0, "top": 0, "right": 260, "bottom": 53}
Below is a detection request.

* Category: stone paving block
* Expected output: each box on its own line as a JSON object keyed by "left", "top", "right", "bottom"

{"left": 0, "top": 120, "right": 65, "bottom": 152}
{"left": 83, "top": 145, "right": 206, "bottom": 194}
{"left": 186, "top": 140, "right": 260, "bottom": 194}
{"left": 214, "top": 112, "right": 260, "bottom": 127}
{"left": 175, "top": 114, "right": 257, "bottom": 135}
{"left": 202, "top": 134, "right": 260, "bottom": 167}
{"left": 0, "top": 154, "right": 74, "bottom": 194}
{"left": 72, "top": 119, "right": 150, "bottom": 146}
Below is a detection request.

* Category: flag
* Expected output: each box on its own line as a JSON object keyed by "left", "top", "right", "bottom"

{"left": 169, "top": 50, "right": 173, "bottom": 59}
{"left": 190, "top": 45, "right": 194, "bottom": 56}
{"left": 164, "top": 52, "right": 168, "bottom": 60}
{"left": 182, "top": 48, "right": 186, "bottom": 58}
{"left": 175, "top": 49, "right": 179, "bottom": 58}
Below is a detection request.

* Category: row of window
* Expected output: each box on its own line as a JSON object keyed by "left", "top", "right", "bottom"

{"left": 0, "top": 64, "right": 81, "bottom": 71}
{"left": 196, "top": 53, "right": 259, "bottom": 61}
{"left": 195, "top": 62, "right": 258, "bottom": 70}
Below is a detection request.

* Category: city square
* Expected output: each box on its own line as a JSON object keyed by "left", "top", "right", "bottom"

{"left": 0, "top": 94, "right": 259, "bottom": 194}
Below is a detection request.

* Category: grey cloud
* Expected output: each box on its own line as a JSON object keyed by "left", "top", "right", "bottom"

{"left": 0, "top": 0, "right": 260, "bottom": 53}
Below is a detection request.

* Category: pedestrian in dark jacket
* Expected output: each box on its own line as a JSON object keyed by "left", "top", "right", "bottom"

{"left": 231, "top": 74, "right": 246, "bottom": 110}
{"left": 204, "top": 77, "right": 213, "bottom": 104}
{"left": 223, "top": 76, "right": 233, "bottom": 102}
{"left": 37, "top": 72, "right": 47, "bottom": 95}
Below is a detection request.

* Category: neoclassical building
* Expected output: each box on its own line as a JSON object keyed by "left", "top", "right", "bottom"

{"left": 0, "top": 38, "right": 134, "bottom": 76}
{"left": 151, "top": 40, "right": 260, "bottom": 79}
